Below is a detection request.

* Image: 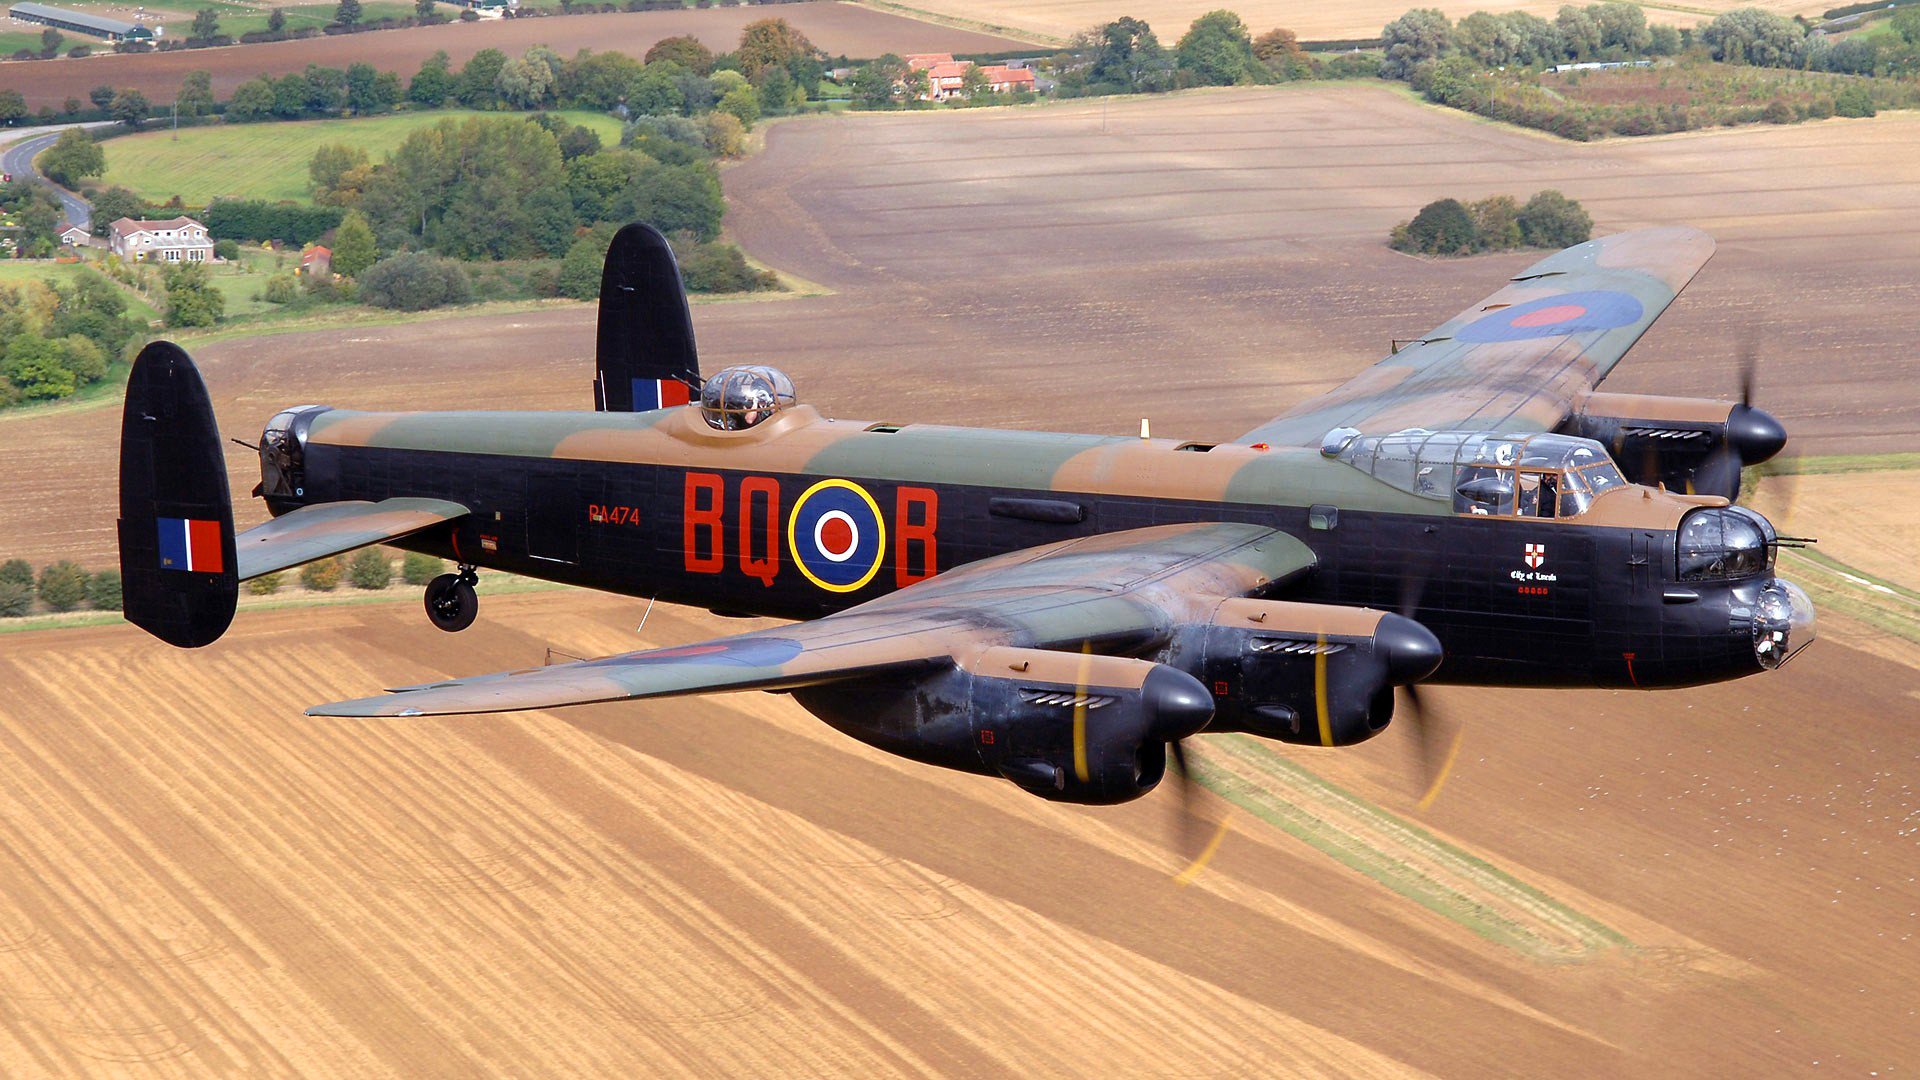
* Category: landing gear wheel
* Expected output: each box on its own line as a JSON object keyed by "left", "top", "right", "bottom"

{"left": 424, "top": 572, "right": 478, "bottom": 632}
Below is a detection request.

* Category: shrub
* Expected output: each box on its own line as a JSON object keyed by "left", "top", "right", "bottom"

{"left": 264, "top": 273, "right": 300, "bottom": 304}
{"left": 1762, "top": 99, "right": 1793, "bottom": 124}
{"left": 348, "top": 547, "right": 392, "bottom": 589}
{"left": 0, "top": 580, "right": 31, "bottom": 617}
{"left": 401, "top": 551, "right": 445, "bottom": 585}
{"left": 1833, "top": 85, "right": 1875, "bottom": 118}
{"left": 214, "top": 239, "right": 240, "bottom": 260}
{"left": 86, "top": 569, "right": 122, "bottom": 611}
{"left": 0, "top": 559, "right": 34, "bottom": 617}
{"left": 357, "top": 253, "right": 471, "bottom": 311}
{"left": 1517, "top": 189, "right": 1592, "bottom": 248}
{"left": 1396, "top": 197, "right": 1476, "bottom": 255}
{"left": 678, "top": 241, "right": 778, "bottom": 293}
{"left": 247, "top": 571, "right": 284, "bottom": 595}
{"left": 301, "top": 557, "right": 343, "bottom": 591}
{"left": 37, "top": 560, "right": 90, "bottom": 612}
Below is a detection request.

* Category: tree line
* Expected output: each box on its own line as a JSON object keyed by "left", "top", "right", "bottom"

{"left": 1389, "top": 192, "right": 1593, "bottom": 256}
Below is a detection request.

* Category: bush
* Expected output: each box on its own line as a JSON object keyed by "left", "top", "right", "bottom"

{"left": 37, "top": 560, "right": 90, "bottom": 612}
{"left": 247, "top": 571, "right": 284, "bottom": 595}
{"left": 1517, "top": 189, "right": 1592, "bottom": 248}
{"left": 86, "top": 569, "right": 122, "bottom": 611}
{"left": 1833, "top": 85, "right": 1875, "bottom": 118}
{"left": 0, "top": 580, "right": 31, "bottom": 617}
{"left": 301, "top": 557, "right": 343, "bottom": 591}
{"left": 400, "top": 551, "right": 444, "bottom": 585}
{"left": 214, "top": 239, "right": 240, "bottom": 260}
{"left": 348, "top": 547, "right": 392, "bottom": 589}
{"left": 1396, "top": 197, "right": 1476, "bottom": 255}
{"left": 264, "top": 273, "right": 300, "bottom": 304}
{"left": 357, "top": 253, "right": 471, "bottom": 311}
{"left": 0, "top": 559, "right": 34, "bottom": 616}
{"left": 678, "top": 241, "right": 778, "bottom": 293}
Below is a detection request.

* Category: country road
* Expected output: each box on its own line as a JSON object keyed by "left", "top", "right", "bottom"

{"left": 0, "top": 123, "right": 111, "bottom": 230}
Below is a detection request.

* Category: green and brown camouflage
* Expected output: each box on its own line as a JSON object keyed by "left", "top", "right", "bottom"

{"left": 113, "top": 225, "right": 1815, "bottom": 804}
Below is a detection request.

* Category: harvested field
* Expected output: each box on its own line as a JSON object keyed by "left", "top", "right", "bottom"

{"left": 859, "top": 0, "right": 1830, "bottom": 46}
{"left": 1, "top": 83, "right": 1918, "bottom": 1075}
{"left": 0, "top": 2, "right": 1039, "bottom": 109}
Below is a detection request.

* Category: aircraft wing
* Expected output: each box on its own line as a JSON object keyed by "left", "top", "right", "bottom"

{"left": 1234, "top": 226, "right": 1715, "bottom": 447}
{"left": 307, "top": 522, "right": 1315, "bottom": 717}
{"left": 236, "top": 498, "right": 470, "bottom": 581}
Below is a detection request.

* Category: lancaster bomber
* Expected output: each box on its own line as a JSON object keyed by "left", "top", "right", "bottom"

{"left": 118, "top": 223, "right": 1813, "bottom": 805}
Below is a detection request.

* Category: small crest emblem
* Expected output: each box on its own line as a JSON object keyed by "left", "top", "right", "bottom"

{"left": 1524, "top": 543, "right": 1546, "bottom": 569}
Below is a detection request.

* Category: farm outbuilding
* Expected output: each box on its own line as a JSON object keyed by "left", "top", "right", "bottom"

{"left": 7, "top": 1, "right": 155, "bottom": 41}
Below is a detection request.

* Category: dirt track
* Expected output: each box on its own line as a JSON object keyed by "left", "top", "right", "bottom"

{"left": 1, "top": 84, "right": 1918, "bottom": 1075}
{"left": 0, "top": 2, "right": 1037, "bottom": 109}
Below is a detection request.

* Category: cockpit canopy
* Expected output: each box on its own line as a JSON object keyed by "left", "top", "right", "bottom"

{"left": 1328, "top": 428, "right": 1629, "bottom": 519}
{"left": 700, "top": 366, "right": 797, "bottom": 431}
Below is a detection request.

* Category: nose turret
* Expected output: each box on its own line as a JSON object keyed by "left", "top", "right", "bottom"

{"left": 1753, "top": 579, "right": 1815, "bottom": 669}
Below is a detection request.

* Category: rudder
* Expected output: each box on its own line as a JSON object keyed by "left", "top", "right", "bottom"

{"left": 593, "top": 222, "right": 702, "bottom": 412}
{"left": 118, "top": 341, "right": 237, "bottom": 648}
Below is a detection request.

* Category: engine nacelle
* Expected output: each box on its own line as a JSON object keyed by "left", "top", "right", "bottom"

{"left": 793, "top": 647, "right": 1213, "bottom": 805}
{"left": 1559, "top": 392, "right": 1785, "bottom": 500}
{"left": 1166, "top": 599, "right": 1442, "bottom": 747}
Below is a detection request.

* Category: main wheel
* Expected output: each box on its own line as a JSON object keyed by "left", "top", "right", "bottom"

{"left": 424, "top": 573, "right": 477, "bottom": 632}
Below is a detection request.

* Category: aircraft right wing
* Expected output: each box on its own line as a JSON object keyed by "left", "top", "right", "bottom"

{"left": 1234, "top": 226, "right": 1715, "bottom": 447}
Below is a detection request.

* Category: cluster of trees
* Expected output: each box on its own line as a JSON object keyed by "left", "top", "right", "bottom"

{"left": 0, "top": 267, "right": 142, "bottom": 407}
{"left": 211, "top": 18, "right": 821, "bottom": 126}
{"left": 224, "top": 63, "right": 407, "bottom": 121}
{"left": 1022, "top": 11, "right": 1375, "bottom": 101}
{"left": 248, "top": 548, "right": 442, "bottom": 595}
{"left": 1382, "top": 4, "right": 1920, "bottom": 81}
{"left": 0, "top": 180, "right": 64, "bottom": 258}
{"left": 0, "top": 559, "right": 120, "bottom": 617}
{"left": 1389, "top": 191, "right": 1592, "bottom": 255}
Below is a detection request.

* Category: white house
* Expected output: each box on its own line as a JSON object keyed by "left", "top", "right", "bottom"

{"left": 109, "top": 216, "right": 214, "bottom": 263}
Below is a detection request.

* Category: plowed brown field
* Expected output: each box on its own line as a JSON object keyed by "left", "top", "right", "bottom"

{"left": 1, "top": 84, "right": 1917, "bottom": 1076}
{"left": 0, "top": 2, "right": 1038, "bottom": 109}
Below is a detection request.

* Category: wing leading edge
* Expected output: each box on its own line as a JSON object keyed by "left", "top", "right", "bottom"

{"left": 307, "top": 522, "right": 1317, "bottom": 717}
{"left": 1236, "top": 226, "right": 1715, "bottom": 447}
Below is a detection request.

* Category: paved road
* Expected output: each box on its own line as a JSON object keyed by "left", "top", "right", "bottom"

{"left": 0, "top": 123, "right": 113, "bottom": 230}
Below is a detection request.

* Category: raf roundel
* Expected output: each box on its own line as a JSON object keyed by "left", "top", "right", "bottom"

{"left": 788, "top": 479, "right": 887, "bottom": 593}
{"left": 1456, "top": 290, "right": 1645, "bottom": 343}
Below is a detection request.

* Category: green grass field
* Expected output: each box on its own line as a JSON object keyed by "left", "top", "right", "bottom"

{"left": 98, "top": 109, "right": 624, "bottom": 205}
{"left": 0, "top": 259, "right": 162, "bottom": 323}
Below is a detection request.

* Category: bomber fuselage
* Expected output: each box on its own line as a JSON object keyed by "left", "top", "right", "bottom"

{"left": 260, "top": 402, "right": 1808, "bottom": 690}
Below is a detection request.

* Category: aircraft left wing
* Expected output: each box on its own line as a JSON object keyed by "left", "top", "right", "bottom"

{"left": 1236, "top": 226, "right": 1714, "bottom": 447}
{"left": 308, "top": 522, "right": 1315, "bottom": 716}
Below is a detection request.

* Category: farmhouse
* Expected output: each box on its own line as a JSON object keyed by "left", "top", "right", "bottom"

{"left": 904, "top": 53, "right": 1037, "bottom": 101}
{"left": 109, "top": 216, "right": 213, "bottom": 263}
{"left": 7, "top": 1, "right": 155, "bottom": 42}
{"left": 299, "top": 245, "right": 332, "bottom": 278}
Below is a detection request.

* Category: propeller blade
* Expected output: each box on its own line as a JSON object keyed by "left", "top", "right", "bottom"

{"left": 1737, "top": 334, "right": 1758, "bottom": 408}
{"left": 1167, "top": 738, "right": 1202, "bottom": 855}
{"left": 1401, "top": 683, "right": 1463, "bottom": 811}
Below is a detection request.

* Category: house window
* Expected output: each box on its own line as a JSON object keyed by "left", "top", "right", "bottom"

{"left": 165, "top": 250, "right": 180, "bottom": 262}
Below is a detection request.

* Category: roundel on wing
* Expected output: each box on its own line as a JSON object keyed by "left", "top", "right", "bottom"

{"left": 788, "top": 479, "right": 887, "bottom": 593}
{"left": 1456, "top": 290, "right": 1645, "bottom": 343}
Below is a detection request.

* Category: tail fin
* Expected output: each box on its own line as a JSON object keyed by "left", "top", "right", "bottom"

{"left": 593, "top": 222, "right": 702, "bottom": 412}
{"left": 118, "top": 341, "right": 237, "bottom": 648}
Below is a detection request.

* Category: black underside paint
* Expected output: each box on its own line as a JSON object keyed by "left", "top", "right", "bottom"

{"left": 294, "top": 442, "right": 1761, "bottom": 691}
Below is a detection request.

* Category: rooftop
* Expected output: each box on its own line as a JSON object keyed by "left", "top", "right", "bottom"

{"left": 9, "top": 1, "right": 150, "bottom": 36}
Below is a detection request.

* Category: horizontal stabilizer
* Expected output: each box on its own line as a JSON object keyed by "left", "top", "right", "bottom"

{"left": 594, "top": 222, "right": 701, "bottom": 412}
{"left": 119, "top": 341, "right": 237, "bottom": 648}
{"left": 235, "top": 498, "right": 470, "bottom": 582}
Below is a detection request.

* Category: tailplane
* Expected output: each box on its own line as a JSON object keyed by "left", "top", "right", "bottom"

{"left": 118, "top": 341, "right": 237, "bottom": 648}
{"left": 594, "top": 222, "right": 702, "bottom": 411}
